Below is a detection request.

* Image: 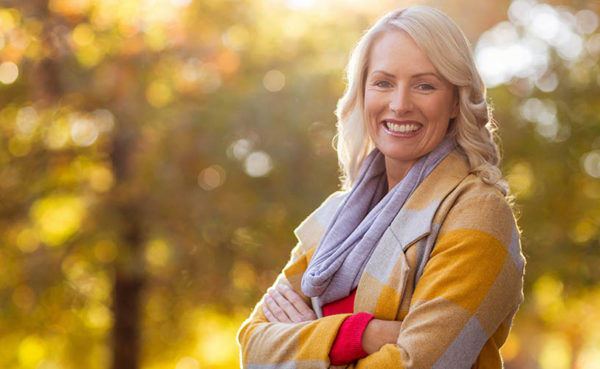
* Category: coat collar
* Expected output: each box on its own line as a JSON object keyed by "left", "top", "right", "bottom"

{"left": 294, "top": 150, "right": 470, "bottom": 252}
{"left": 390, "top": 150, "right": 470, "bottom": 248}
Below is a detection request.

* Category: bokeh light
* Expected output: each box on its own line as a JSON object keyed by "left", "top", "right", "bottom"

{"left": 582, "top": 151, "right": 600, "bottom": 178}
{"left": 16, "top": 228, "right": 39, "bottom": 253}
{"left": 0, "top": 61, "right": 19, "bottom": 84}
{"left": 43, "top": 119, "right": 70, "bottom": 150}
{"left": 518, "top": 98, "right": 563, "bottom": 141}
{"left": 1, "top": 1, "right": 599, "bottom": 368}
{"left": 198, "top": 165, "right": 226, "bottom": 191}
{"left": 475, "top": 0, "right": 595, "bottom": 91}
{"left": 94, "top": 240, "right": 118, "bottom": 263}
{"left": 222, "top": 25, "right": 250, "bottom": 51}
{"left": 263, "top": 70, "right": 286, "bottom": 92}
{"left": 227, "top": 139, "right": 253, "bottom": 161}
{"left": 244, "top": 151, "right": 273, "bottom": 177}
{"left": 70, "top": 118, "right": 99, "bottom": 146}
{"left": 16, "top": 107, "right": 39, "bottom": 134}
{"left": 72, "top": 23, "right": 95, "bottom": 47}
{"left": 91, "top": 109, "right": 115, "bottom": 132}
{"left": 146, "top": 81, "right": 173, "bottom": 107}
{"left": 145, "top": 239, "right": 171, "bottom": 268}
{"left": 507, "top": 162, "right": 534, "bottom": 198}
{"left": 30, "top": 195, "right": 86, "bottom": 247}
{"left": 89, "top": 165, "right": 115, "bottom": 192}
{"left": 18, "top": 335, "right": 46, "bottom": 368}
{"left": 538, "top": 334, "right": 571, "bottom": 369}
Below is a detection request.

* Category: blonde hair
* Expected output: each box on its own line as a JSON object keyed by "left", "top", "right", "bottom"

{"left": 334, "top": 6, "right": 508, "bottom": 195}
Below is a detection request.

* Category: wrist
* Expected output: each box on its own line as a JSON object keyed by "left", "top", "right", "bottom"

{"left": 362, "top": 319, "right": 402, "bottom": 354}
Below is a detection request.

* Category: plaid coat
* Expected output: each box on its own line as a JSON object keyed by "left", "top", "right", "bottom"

{"left": 237, "top": 151, "right": 525, "bottom": 369}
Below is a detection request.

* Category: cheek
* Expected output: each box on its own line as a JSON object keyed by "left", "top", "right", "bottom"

{"left": 362, "top": 103, "right": 378, "bottom": 138}
{"left": 427, "top": 98, "right": 452, "bottom": 122}
{"left": 364, "top": 92, "right": 382, "bottom": 118}
{"left": 439, "top": 93, "right": 458, "bottom": 119}
{"left": 363, "top": 94, "right": 372, "bottom": 114}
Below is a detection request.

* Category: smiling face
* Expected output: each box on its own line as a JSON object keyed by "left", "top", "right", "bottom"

{"left": 364, "top": 29, "right": 458, "bottom": 189}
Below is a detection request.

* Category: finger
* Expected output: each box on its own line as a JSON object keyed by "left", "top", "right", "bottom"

{"left": 278, "top": 285, "right": 317, "bottom": 321}
{"left": 277, "top": 285, "right": 316, "bottom": 321}
{"left": 269, "top": 289, "right": 303, "bottom": 323}
{"left": 265, "top": 295, "right": 288, "bottom": 322}
{"left": 264, "top": 295, "right": 291, "bottom": 323}
{"left": 262, "top": 304, "right": 276, "bottom": 322}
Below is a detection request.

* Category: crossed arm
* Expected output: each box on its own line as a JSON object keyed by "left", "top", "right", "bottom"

{"left": 238, "top": 191, "right": 525, "bottom": 368}
{"left": 263, "top": 284, "right": 401, "bottom": 355}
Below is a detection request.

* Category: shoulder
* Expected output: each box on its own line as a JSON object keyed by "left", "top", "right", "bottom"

{"left": 413, "top": 150, "right": 516, "bottom": 241}
{"left": 437, "top": 174, "right": 524, "bottom": 270}
{"left": 449, "top": 174, "right": 515, "bottom": 223}
{"left": 293, "top": 190, "right": 348, "bottom": 251}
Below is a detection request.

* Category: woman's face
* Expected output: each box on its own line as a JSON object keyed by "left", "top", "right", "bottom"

{"left": 364, "top": 29, "right": 458, "bottom": 182}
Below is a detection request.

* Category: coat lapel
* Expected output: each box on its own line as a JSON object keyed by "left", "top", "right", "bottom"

{"left": 292, "top": 151, "right": 471, "bottom": 318}
{"left": 390, "top": 151, "right": 470, "bottom": 248}
{"left": 293, "top": 191, "right": 348, "bottom": 257}
{"left": 355, "top": 151, "right": 470, "bottom": 318}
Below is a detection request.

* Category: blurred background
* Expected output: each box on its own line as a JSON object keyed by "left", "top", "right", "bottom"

{"left": 0, "top": 0, "right": 599, "bottom": 368}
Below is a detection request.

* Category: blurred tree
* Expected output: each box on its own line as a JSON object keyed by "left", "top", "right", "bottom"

{"left": 474, "top": 0, "right": 600, "bottom": 366}
{"left": 0, "top": 0, "right": 598, "bottom": 368}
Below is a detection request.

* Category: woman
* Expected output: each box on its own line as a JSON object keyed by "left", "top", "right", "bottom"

{"left": 237, "top": 6, "right": 525, "bottom": 369}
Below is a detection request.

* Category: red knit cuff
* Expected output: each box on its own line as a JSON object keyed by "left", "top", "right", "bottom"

{"left": 329, "top": 312, "right": 375, "bottom": 365}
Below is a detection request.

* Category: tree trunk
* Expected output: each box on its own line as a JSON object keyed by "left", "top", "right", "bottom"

{"left": 112, "top": 269, "right": 144, "bottom": 369}
{"left": 110, "top": 129, "right": 145, "bottom": 369}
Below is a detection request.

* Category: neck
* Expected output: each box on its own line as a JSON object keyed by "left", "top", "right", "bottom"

{"left": 384, "top": 157, "right": 415, "bottom": 192}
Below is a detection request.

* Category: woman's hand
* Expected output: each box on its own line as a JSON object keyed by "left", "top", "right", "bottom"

{"left": 361, "top": 319, "right": 402, "bottom": 354}
{"left": 263, "top": 284, "right": 317, "bottom": 323}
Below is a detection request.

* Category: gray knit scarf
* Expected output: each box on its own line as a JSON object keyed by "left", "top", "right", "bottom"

{"left": 301, "top": 137, "right": 455, "bottom": 306}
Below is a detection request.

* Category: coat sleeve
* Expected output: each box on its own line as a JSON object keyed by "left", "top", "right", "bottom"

{"left": 237, "top": 191, "right": 352, "bottom": 368}
{"left": 236, "top": 243, "right": 351, "bottom": 369}
{"left": 351, "top": 190, "right": 526, "bottom": 369}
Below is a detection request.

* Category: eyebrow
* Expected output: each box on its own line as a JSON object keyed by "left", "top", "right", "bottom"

{"left": 370, "top": 70, "right": 441, "bottom": 80}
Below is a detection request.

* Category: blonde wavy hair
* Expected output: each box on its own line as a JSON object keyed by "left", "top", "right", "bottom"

{"left": 335, "top": 6, "right": 508, "bottom": 195}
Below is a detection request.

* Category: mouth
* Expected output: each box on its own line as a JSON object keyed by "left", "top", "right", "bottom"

{"left": 382, "top": 120, "right": 422, "bottom": 136}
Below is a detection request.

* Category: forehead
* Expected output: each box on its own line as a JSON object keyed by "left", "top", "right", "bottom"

{"left": 367, "top": 29, "right": 436, "bottom": 75}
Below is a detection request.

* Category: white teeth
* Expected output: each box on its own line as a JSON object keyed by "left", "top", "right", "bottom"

{"left": 385, "top": 121, "right": 420, "bottom": 133}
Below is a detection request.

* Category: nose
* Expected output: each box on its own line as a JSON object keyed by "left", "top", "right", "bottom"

{"left": 389, "top": 87, "right": 412, "bottom": 114}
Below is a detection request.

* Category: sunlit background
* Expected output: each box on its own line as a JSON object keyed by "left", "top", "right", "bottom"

{"left": 0, "top": 0, "right": 599, "bottom": 368}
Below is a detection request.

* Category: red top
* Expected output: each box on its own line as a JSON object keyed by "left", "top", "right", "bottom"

{"left": 322, "top": 289, "right": 375, "bottom": 365}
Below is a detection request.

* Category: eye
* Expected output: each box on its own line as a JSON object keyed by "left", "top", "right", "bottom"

{"left": 416, "top": 83, "right": 435, "bottom": 91}
{"left": 374, "top": 80, "right": 392, "bottom": 88}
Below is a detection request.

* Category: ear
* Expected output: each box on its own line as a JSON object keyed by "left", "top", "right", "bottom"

{"left": 450, "top": 91, "right": 459, "bottom": 119}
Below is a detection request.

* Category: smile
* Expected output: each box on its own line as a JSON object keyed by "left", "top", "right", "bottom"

{"left": 383, "top": 120, "right": 422, "bottom": 136}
